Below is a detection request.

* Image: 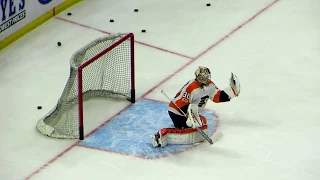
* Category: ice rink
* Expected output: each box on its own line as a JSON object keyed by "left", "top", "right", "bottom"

{"left": 1, "top": 0, "right": 320, "bottom": 179}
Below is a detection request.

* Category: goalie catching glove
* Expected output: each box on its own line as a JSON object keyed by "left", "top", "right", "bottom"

{"left": 224, "top": 72, "right": 241, "bottom": 99}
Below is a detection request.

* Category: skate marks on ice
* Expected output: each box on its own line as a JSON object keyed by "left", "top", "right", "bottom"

{"left": 79, "top": 99, "right": 220, "bottom": 159}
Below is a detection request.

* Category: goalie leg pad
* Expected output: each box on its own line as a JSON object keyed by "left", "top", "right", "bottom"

{"left": 165, "top": 125, "right": 208, "bottom": 145}
{"left": 151, "top": 123, "right": 209, "bottom": 147}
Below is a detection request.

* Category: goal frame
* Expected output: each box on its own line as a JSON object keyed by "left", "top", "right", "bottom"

{"left": 77, "top": 33, "right": 135, "bottom": 140}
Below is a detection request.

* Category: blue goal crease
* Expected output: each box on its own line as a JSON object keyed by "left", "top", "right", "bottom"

{"left": 79, "top": 99, "right": 218, "bottom": 159}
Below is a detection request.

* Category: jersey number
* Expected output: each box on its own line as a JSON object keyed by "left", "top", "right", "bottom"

{"left": 183, "top": 92, "right": 190, "bottom": 99}
{"left": 198, "top": 95, "right": 209, "bottom": 107}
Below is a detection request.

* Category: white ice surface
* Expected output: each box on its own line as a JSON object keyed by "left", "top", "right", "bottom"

{"left": 1, "top": 0, "right": 320, "bottom": 180}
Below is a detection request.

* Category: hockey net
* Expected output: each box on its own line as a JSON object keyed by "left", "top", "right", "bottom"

{"left": 36, "top": 33, "right": 135, "bottom": 140}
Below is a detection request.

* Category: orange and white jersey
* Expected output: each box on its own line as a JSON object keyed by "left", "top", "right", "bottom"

{"left": 169, "top": 79, "right": 224, "bottom": 116}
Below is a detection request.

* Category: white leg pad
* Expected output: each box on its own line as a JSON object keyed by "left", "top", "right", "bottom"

{"left": 159, "top": 135, "right": 168, "bottom": 147}
{"left": 166, "top": 129, "right": 208, "bottom": 145}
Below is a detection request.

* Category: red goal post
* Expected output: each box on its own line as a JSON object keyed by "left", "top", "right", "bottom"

{"left": 36, "top": 33, "right": 135, "bottom": 140}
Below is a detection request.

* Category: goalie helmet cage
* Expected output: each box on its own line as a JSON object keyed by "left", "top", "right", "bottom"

{"left": 36, "top": 33, "right": 135, "bottom": 140}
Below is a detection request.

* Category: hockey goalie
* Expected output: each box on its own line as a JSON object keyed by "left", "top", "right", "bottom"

{"left": 150, "top": 66, "right": 241, "bottom": 147}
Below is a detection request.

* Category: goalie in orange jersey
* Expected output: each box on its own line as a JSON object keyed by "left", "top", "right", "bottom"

{"left": 150, "top": 66, "right": 241, "bottom": 147}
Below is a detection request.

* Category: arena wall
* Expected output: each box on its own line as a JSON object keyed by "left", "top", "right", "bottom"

{"left": 0, "top": 0, "right": 81, "bottom": 50}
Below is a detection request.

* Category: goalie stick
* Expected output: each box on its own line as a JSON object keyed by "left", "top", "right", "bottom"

{"left": 161, "top": 90, "right": 213, "bottom": 145}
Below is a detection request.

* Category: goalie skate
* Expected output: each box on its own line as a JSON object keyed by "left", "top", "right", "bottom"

{"left": 150, "top": 134, "right": 161, "bottom": 147}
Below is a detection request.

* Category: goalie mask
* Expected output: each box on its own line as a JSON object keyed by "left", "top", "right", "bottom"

{"left": 195, "top": 66, "right": 211, "bottom": 85}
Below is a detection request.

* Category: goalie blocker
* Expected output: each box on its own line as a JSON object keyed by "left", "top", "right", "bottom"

{"left": 150, "top": 66, "right": 240, "bottom": 147}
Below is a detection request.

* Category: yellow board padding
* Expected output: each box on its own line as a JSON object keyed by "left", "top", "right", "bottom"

{"left": 0, "top": 0, "right": 82, "bottom": 51}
